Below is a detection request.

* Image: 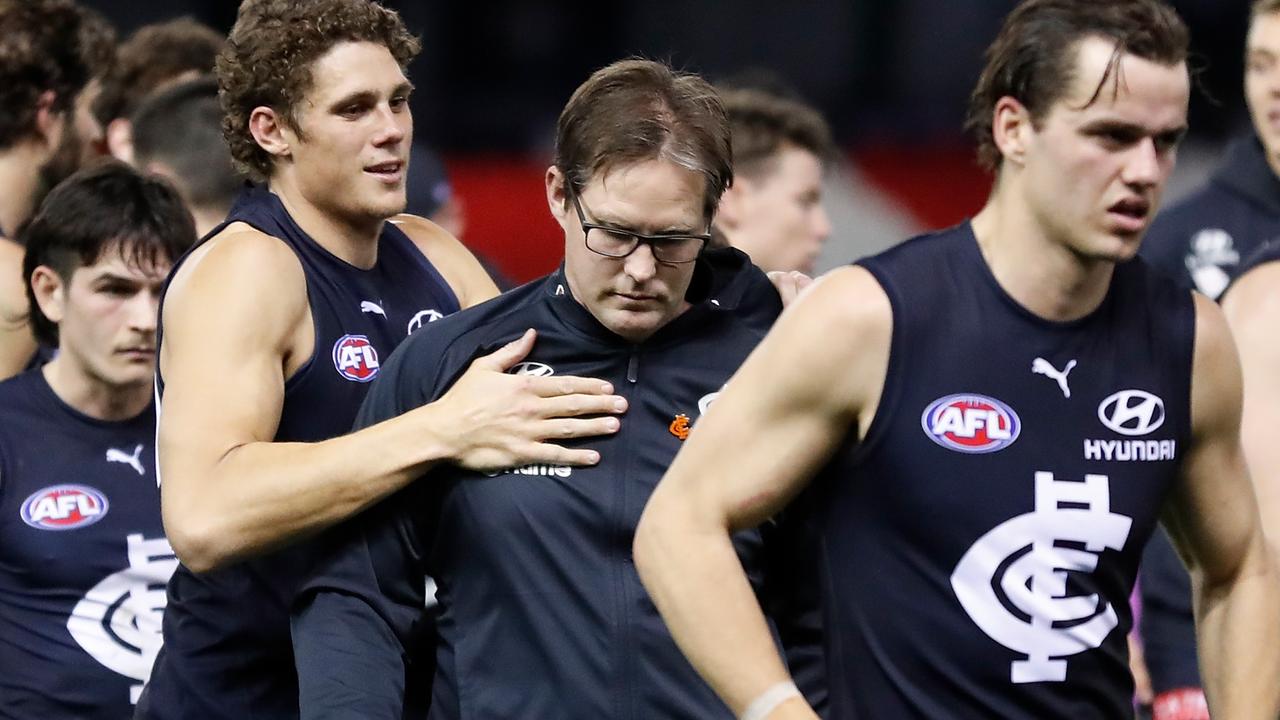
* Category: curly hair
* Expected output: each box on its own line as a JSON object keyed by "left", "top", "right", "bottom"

{"left": 0, "top": 0, "right": 116, "bottom": 149}
{"left": 966, "top": 0, "right": 1188, "bottom": 172}
{"left": 93, "top": 17, "right": 224, "bottom": 126}
{"left": 218, "top": 0, "right": 420, "bottom": 182}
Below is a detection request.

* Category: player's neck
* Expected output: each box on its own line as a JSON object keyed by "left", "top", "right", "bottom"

{"left": 268, "top": 175, "right": 384, "bottom": 270}
{"left": 42, "top": 357, "right": 152, "bottom": 422}
{"left": 0, "top": 145, "right": 45, "bottom": 235}
{"left": 971, "top": 193, "right": 1114, "bottom": 323}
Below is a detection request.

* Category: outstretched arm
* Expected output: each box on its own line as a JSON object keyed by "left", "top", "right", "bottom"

{"left": 159, "top": 229, "right": 625, "bottom": 572}
{"left": 1162, "top": 293, "right": 1280, "bottom": 719}
{"left": 634, "top": 266, "right": 890, "bottom": 719}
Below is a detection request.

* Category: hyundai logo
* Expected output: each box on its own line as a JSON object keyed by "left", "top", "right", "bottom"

{"left": 510, "top": 362, "right": 555, "bottom": 377}
{"left": 1097, "top": 390, "right": 1165, "bottom": 436}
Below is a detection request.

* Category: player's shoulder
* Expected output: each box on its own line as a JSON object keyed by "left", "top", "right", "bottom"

{"left": 789, "top": 265, "right": 892, "bottom": 342}
{"left": 390, "top": 213, "right": 495, "bottom": 305}
{"left": 166, "top": 222, "right": 306, "bottom": 310}
{"left": 0, "top": 370, "right": 46, "bottom": 429}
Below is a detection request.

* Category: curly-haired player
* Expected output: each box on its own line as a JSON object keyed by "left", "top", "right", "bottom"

{"left": 135, "top": 1, "right": 625, "bottom": 718}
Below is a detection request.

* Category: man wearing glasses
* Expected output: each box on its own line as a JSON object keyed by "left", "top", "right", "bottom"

{"left": 289, "top": 58, "right": 817, "bottom": 719}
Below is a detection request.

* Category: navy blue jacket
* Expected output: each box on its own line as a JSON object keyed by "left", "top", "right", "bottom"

{"left": 291, "top": 249, "right": 822, "bottom": 719}
{"left": 1141, "top": 135, "right": 1280, "bottom": 299}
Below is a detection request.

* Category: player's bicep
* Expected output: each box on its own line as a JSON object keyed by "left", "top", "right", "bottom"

{"left": 157, "top": 233, "right": 307, "bottom": 496}
{"left": 661, "top": 266, "right": 891, "bottom": 531}
{"left": 1161, "top": 294, "right": 1259, "bottom": 585}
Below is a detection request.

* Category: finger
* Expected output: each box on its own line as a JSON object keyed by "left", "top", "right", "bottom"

{"left": 521, "top": 443, "right": 603, "bottom": 467}
{"left": 534, "top": 393, "right": 628, "bottom": 418}
{"left": 526, "top": 374, "right": 616, "bottom": 398}
{"left": 532, "top": 416, "right": 622, "bottom": 440}
{"left": 793, "top": 271, "right": 814, "bottom": 292}
{"left": 471, "top": 329, "right": 536, "bottom": 372}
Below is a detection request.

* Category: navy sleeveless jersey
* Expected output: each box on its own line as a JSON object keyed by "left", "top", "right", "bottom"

{"left": 810, "top": 222, "right": 1195, "bottom": 719}
{"left": 0, "top": 369, "right": 172, "bottom": 718}
{"left": 1234, "top": 238, "right": 1280, "bottom": 284}
{"left": 137, "top": 184, "right": 461, "bottom": 720}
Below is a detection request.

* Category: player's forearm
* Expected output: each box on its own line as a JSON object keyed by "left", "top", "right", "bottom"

{"left": 164, "top": 403, "right": 454, "bottom": 571}
{"left": 1192, "top": 538, "right": 1280, "bottom": 719}
{"left": 634, "top": 495, "right": 819, "bottom": 720}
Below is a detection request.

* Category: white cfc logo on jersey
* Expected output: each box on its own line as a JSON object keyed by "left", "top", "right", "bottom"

{"left": 950, "top": 472, "right": 1132, "bottom": 683}
{"left": 66, "top": 534, "right": 178, "bottom": 704}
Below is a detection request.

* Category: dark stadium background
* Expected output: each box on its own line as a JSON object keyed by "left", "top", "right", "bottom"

{"left": 81, "top": 0, "right": 1255, "bottom": 282}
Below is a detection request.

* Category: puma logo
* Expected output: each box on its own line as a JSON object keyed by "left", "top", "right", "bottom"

{"left": 360, "top": 300, "right": 387, "bottom": 317}
{"left": 105, "top": 445, "right": 145, "bottom": 476}
{"left": 1032, "top": 358, "right": 1077, "bottom": 399}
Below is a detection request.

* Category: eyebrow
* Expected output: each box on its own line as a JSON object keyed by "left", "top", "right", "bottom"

{"left": 327, "top": 81, "right": 415, "bottom": 111}
{"left": 1080, "top": 118, "right": 1188, "bottom": 140}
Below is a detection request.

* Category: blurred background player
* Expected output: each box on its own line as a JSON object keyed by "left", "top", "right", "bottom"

{"left": 92, "top": 17, "right": 224, "bottom": 166}
{"left": 713, "top": 87, "right": 835, "bottom": 274}
{"left": 0, "top": 0, "right": 116, "bottom": 380}
{"left": 0, "top": 162, "right": 195, "bottom": 718}
{"left": 1134, "top": 4, "right": 1280, "bottom": 718}
{"left": 130, "top": 76, "right": 241, "bottom": 237}
{"left": 136, "top": 2, "right": 624, "bottom": 718}
{"left": 1143, "top": 1, "right": 1280, "bottom": 301}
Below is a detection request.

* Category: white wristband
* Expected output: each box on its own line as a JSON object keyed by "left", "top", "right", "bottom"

{"left": 739, "top": 680, "right": 801, "bottom": 720}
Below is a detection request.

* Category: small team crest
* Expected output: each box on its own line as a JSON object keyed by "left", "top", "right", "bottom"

{"left": 332, "top": 334, "right": 380, "bottom": 383}
{"left": 21, "top": 485, "right": 110, "bottom": 531}
{"left": 921, "top": 393, "right": 1021, "bottom": 454}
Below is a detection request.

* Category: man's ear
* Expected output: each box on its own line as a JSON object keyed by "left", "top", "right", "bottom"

{"left": 249, "top": 106, "right": 293, "bottom": 161}
{"left": 106, "top": 118, "right": 134, "bottom": 165}
{"left": 30, "top": 265, "right": 68, "bottom": 327}
{"left": 716, "top": 178, "right": 751, "bottom": 232}
{"left": 991, "top": 95, "right": 1033, "bottom": 167}
{"left": 32, "top": 90, "right": 66, "bottom": 150}
{"left": 545, "top": 165, "right": 570, "bottom": 230}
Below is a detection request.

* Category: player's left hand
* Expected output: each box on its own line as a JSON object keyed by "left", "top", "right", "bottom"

{"left": 767, "top": 270, "right": 813, "bottom": 308}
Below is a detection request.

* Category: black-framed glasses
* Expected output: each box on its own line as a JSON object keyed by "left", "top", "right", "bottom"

{"left": 570, "top": 191, "right": 710, "bottom": 264}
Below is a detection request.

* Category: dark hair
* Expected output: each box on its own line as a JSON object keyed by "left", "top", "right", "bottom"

{"left": 20, "top": 162, "right": 195, "bottom": 347}
{"left": 966, "top": 0, "right": 1189, "bottom": 171}
{"left": 720, "top": 87, "right": 834, "bottom": 179}
{"left": 1254, "top": 0, "right": 1280, "bottom": 19}
{"left": 0, "top": 0, "right": 116, "bottom": 149}
{"left": 218, "top": 0, "right": 420, "bottom": 182}
{"left": 132, "top": 76, "right": 241, "bottom": 215}
{"left": 554, "top": 59, "right": 733, "bottom": 223}
{"left": 92, "top": 17, "right": 224, "bottom": 126}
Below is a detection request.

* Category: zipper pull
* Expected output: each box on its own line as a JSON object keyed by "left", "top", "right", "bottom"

{"left": 627, "top": 352, "right": 639, "bottom": 383}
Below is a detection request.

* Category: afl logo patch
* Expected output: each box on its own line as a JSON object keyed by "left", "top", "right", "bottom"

{"left": 21, "top": 485, "right": 109, "bottom": 530}
{"left": 332, "top": 334, "right": 380, "bottom": 383}
{"left": 922, "top": 394, "right": 1021, "bottom": 454}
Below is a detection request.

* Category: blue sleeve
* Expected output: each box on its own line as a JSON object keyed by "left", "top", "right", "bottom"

{"left": 291, "top": 338, "right": 441, "bottom": 719}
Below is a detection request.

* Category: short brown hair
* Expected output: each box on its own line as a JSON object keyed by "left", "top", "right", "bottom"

{"left": 966, "top": 0, "right": 1189, "bottom": 171}
{"left": 720, "top": 88, "right": 834, "bottom": 179}
{"left": 217, "top": 0, "right": 420, "bottom": 182}
{"left": 1253, "top": 0, "right": 1280, "bottom": 20}
{"left": 93, "top": 17, "right": 224, "bottom": 126}
{"left": 0, "top": 0, "right": 115, "bottom": 149}
{"left": 555, "top": 59, "right": 732, "bottom": 222}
